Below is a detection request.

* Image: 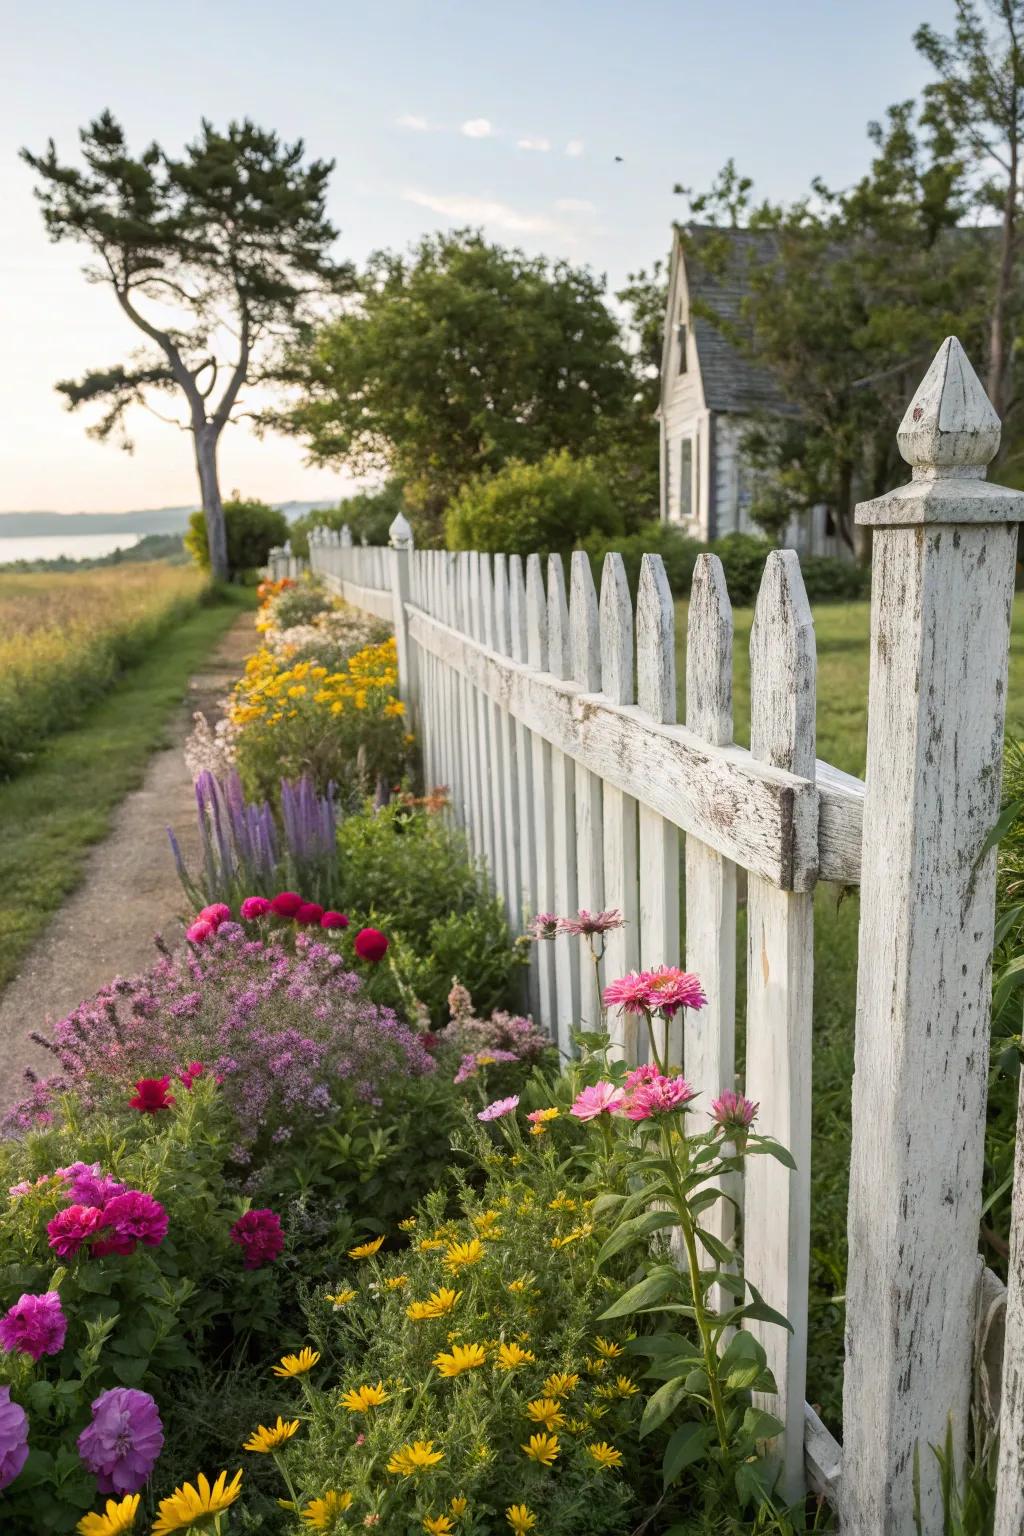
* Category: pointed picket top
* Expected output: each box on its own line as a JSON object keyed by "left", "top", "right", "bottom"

{"left": 687, "top": 554, "right": 733, "bottom": 747}
{"left": 569, "top": 551, "right": 601, "bottom": 691}
{"left": 525, "top": 553, "right": 548, "bottom": 671}
{"left": 600, "top": 553, "right": 634, "bottom": 706}
{"left": 509, "top": 555, "right": 528, "bottom": 664}
{"left": 340, "top": 524, "right": 353, "bottom": 547}
{"left": 898, "top": 337, "right": 1000, "bottom": 475}
{"left": 636, "top": 554, "right": 676, "bottom": 724}
{"left": 547, "top": 553, "right": 571, "bottom": 680}
{"left": 750, "top": 550, "right": 815, "bottom": 778}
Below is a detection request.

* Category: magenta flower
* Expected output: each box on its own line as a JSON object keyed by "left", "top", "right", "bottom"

{"left": 65, "top": 1168, "right": 127, "bottom": 1208}
{"left": 295, "top": 902, "right": 325, "bottom": 926}
{"left": 641, "top": 966, "right": 707, "bottom": 1017}
{"left": 602, "top": 972, "right": 655, "bottom": 1016}
{"left": 96, "top": 1191, "right": 169, "bottom": 1256}
{"left": 527, "top": 913, "right": 560, "bottom": 941}
{"left": 558, "top": 909, "right": 625, "bottom": 936}
{"left": 186, "top": 917, "right": 216, "bottom": 944}
{"left": 569, "top": 1082, "right": 625, "bottom": 1121}
{"left": 320, "top": 910, "right": 349, "bottom": 929}
{"left": 711, "top": 1091, "right": 759, "bottom": 1136}
{"left": 270, "top": 891, "right": 303, "bottom": 917}
{"left": 229, "top": 1208, "right": 284, "bottom": 1269}
{"left": 477, "top": 1094, "right": 520, "bottom": 1122}
{"left": 0, "top": 1292, "right": 67, "bottom": 1361}
{"left": 77, "top": 1387, "right": 164, "bottom": 1494}
{"left": 129, "top": 1076, "right": 175, "bottom": 1113}
{"left": 240, "top": 896, "right": 271, "bottom": 921}
{"left": 47, "top": 1204, "right": 107, "bottom": 1258}
{"left": 177, "top": 1061, "right": 205, "bottom": 1090}
{"left": 0, "top": 1387, "right": 28, "bottom": 1490}
{"left": 623, "top": 1072, "right": 696, "bottom": 1121}
{"left": 199, "top": 903, "right": 232, "bottom": 928}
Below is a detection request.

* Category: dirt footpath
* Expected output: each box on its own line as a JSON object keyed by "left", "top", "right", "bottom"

{"left": 0, "top": 612, "right": 253, "bottom": 1109}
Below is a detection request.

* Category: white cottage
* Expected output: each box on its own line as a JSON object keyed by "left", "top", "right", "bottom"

{"left": 658, "top": 226, "right": 844, "bottom": 557}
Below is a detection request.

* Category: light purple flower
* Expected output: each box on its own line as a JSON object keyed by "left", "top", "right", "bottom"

{"left": 477, "top": 1095, "right": 520, "bottom": 1122}
{"left": 77, "top": 1387, "right": 164, "bottom": 1494}
{"left": 0, "top": 1387, "right": 28, "bottom": 1490}
{"left": 0, "top": 1292, "right": 66, "bottom": 1361}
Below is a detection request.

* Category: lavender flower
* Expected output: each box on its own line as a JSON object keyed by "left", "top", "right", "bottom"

{"left": 78, "top": 1388, "right": 164, "bottom": 1493}
{"left": 0, "top": 1387, "right": 28, "bottom": 1490}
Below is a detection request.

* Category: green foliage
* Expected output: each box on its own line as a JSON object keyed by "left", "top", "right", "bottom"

{"left": 582, "top": 520, "right": 703, "bottom": 598}
{"left": 446, "top": 451, "right": 623, "bottom": 557}
{"left": 706, "top": 534, "right": 870, "bottom": 607}
{"left": 290, "top": 482, "right": 407, "bottom": 559}
{"left": 285, "top": 231, "right": 645, "bottom": 538}
{"left": 185, "top": 498, "right": 288, "bottom": 574}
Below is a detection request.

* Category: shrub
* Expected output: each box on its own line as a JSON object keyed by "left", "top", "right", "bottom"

{"left": 711, "top": 532, "right": 869, "bottom": 606}
{"left": 581, "top": 519, "right": 703, "bottom": 597}
{"left": 185, "top": 498, "right": 288, "bottom": 575}
{"left": 259, "top": 574, "right": 335, "bottom": 632}
{"left": 445, "top": 451, "right": 623, "bottom": 557}
{"left": 290, "top": 482, "right": 407, "bottom": 559}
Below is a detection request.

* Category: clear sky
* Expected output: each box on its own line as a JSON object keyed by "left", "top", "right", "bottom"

{"left": 1, "top": 0, "right": 943, "bottom": 514}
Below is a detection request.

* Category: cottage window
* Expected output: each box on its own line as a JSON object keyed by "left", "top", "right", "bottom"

{"left": 678, "top": 437, "right": 693, "bottom": 521}
{"left": 675, "top": 322, "right": 688, "bottom": 374}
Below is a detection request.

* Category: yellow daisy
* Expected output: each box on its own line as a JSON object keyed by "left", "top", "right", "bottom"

{"left": 444, "top": 1238, "right": 485, "bottom": 1272}
{"left": 387, "top": 1440, "right": 445, "bottom": 1477}
{"left": 151, "top": 1470, "right": 243, "bottom": 1535}
{"left": 326, "top": 1288, "right": 356, "bottom": 1308}
{"left": 593, "top": 1336, "right": 624, "bottom": 1359}
{"left": 340, "top": 1380, "right": 390, "bottom": 1413}
{"left": 243, "top": 1418, "right": 300, "bottom": 1453}
{"left": 348, "top": 1235, "right": 386, "bottom": 1259}
{"left": 521, "top": 1433, "right": 560, "bottom": 1467}
{"left": 76, "top": 1495, "right": 139, "bottom": 1536}
{"left": 587, "top": 1441, "right": 624, "bottom": 1471}
{"left": 495, "top": 1341, "right": 536, "bottom": 1370}
{"left": 506, "top": 1508, "right": 538, "bottom": 1535}
{"left": 472, "top": 1210, "right": 502, "bottom": 1236}
{"left": 542, "top": 1372, "right": 579, "bottom": 1398}
{"left": 385, "top": 1275, "right": 409, "bottom": 1290}
{"left": 406, "top": 1286, "right": 462, "bottom": 1321}
{"left": 525, "top": 1398, "right": 565, "bottom": 1432}
{"left": 423, "top": 1518, "right": 455, "bottom": 1535}
{"left": 433, "top": 1342, "right": 487, "bottom": 1377}
{"left": 450, "top": 1496, "right": 468, "bottom": 1515}
{"left": 398, "top": 1216, "right": 417, "bottom": 1231}
{"left": 302, "top": 1491, "right": 354, "bottom": 1528}
{"left": 417, "top": 1237, "right": 445, "bottom": 1252}
{"left": 272, "top": 1348, "right": 320, "bottom": 1378}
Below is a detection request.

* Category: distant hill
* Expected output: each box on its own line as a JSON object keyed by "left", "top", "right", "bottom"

{"left": 0, "top": 501, "right": 335, "bottom": 537}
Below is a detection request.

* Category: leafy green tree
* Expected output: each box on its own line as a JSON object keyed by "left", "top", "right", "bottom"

{"left": 184, "top": 497, "right": 287, "bottom": 574}
{"left": 283, "top": 231, "right": 642, "bottom": 540}
{"left": 445, "top": 451, "right": 622, "bottom": 556}
{"left": 22, "top": 112, "right": 351, "bottom": 580}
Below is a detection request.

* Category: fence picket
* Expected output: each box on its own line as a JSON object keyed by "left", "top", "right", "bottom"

{"left": 547, "top": 553, "right": 581, "bottom": 1053}
{"left": 743, "top": 549, "right": 815, "bottom": 1503}
{"left": 599, "top": 553, "right": 640, "bottom": 1060}
{"left": 636, "top": 554, "right": 681, "bottom": 1066}
{"left": 569, "top": 552, "right": 605, "bottom": 1028}
{"left": 526, "top": 554, "right": 557, "bottom": 1034}
{"left": 509, "top": 556, "right": 540, "bottom": 1018}
{"left": 492, "top": 554, "right": 520, "bottom": 927}
{"left": 995, "top": 1077, "right": 1024, "bottom": 1534}
{"left": 456, "top": 553, "right": 481, "bottom": 853}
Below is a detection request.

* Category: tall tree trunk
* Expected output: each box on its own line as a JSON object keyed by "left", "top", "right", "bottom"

{"left": 989, "top": 145, "right": 1019, "bottom": 419}
{"left": 195, "top": 424, "right": 229, "bottom": 583}
{"left": 835, "top": 458, "right": 855, "bottom": 553}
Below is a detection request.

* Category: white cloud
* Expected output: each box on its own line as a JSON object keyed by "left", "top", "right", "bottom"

{"left": 396, "top": 113, "right": 431, "bottom": 131}
{"left": 517, "top": 136, "right": 551, "bottom": 152}
{"left": 565, "top": 138, "right": 585, "bottom": 158}
{"left": 402, "top": 189, "right": 555, "bottom": 234}
{"left": 461, "top": 118, "right": 496, "bottom": 139}
{"left": 555, "top": 198, "right": 596, "bottom": 213}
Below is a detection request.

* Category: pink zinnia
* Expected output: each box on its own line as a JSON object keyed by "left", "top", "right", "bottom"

{"left": 186, "top": 918, "right": 215, "bottom": 944}
{"left": 320, "top": 910, "right": 349, "bottom": 929}
{"left": 240, "top": 896, "right": 271, "bottom": 921}
{"left": 711, "top": 1091, "right": 759, "bottom": 1135}
{"left": 270, "top": 891, "right": 303, "bottom": 917}
{"left": 558, "top": 909, "right": 625, "bottom": 937}
{"left": 177, "top": 1061, "right": 205, "bottom": 1090}
{"left": 128, "top": 1076, "right": 174, "bottom": 1113}
{"left": 354, "top": 927, "right": 389, "bottom": 963}
{"left": 602, "top": 972, "right": 654, "bottom": 1016}
{"left": 623, "top": 1072, "right": 696, "bottom": 1121}
{"left": 199, "top": 903, "right": 232, "bottom": 928}
{"left": 477, "top": 1095, "right": 520, "bottom": 1122}
{"left": 229, "top": 1208, "right": 285, "bottom": 1270}
{"left": 570, "top": 1082, "right": 625, "bottom": 1120}
{"left": 641, "top": 966, "right": 707, "bottom": 1017}
{"left": 95, "top": 1191, "right": 168, "bottom": 1257}
{"left": 47, "top": 1204, "right": 107, "bottom": 1258}
{"left": 528, "top": 913, "right": 560, "bottom": 940}
{"left": 295, "top": 901, "right": 325, "bottom": 926}
{"left": 0, "top": 1292, "right": 66, "bottom": 1361}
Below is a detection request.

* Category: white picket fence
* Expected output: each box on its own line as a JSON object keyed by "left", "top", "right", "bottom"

{"left": 299, "top": 339, "right": 1024, "bottom": 1533}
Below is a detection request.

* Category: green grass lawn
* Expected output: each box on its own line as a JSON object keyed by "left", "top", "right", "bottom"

{"left": 674, "top": 595, "right": 1024, "bottom": 1426}
{"left": 0, "top": 587, "right": 253, "bottom": 993}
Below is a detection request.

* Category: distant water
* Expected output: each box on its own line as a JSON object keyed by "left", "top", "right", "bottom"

{"left": 0, "top": 532, "right": 142, "bottom": 564}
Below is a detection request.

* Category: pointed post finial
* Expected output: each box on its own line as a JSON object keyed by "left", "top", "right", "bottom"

{"left": 389, "top": 511, "right": 414, "bottom": 549}
{"left": 897, "top": 336, "right": 1000, "bottom": 477}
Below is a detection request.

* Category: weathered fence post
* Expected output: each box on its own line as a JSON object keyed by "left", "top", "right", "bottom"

{"left": 842, "top": 338, "right": 1023, "bottom": 1533}
{"left": 388, "top": 511, "right": 414, "bottom": 708}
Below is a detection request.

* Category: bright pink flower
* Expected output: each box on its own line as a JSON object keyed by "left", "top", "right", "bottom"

{"left": 623, "top": 1063, "right": 660, "bottom": 1092}
{"left": 602, "top": 972, "right": 654, "bottom": 1015}
{"left": 710, "top": 1091, "right": 759, "bottom": 1135}
{"left": 477, "top": 1095, "right": 520, "bottom": 1122}
{"left": 128, "top": 1076, "right": 174, "bottom": 1113}
{"left": 558, "top": 909, "right": 625, "bottom": 937}
{"left": 177, "top": 1061, "right": 205, "bottom": 1090}
{"left": 623, "top": 1072, "right": 696, "bottom": 1121}
{"left": 186, "top": 918, "right": 215, "bottom": 944}
{"left": 199, "top": 903, "right": 232, "bottom": 928}
{"left": 528, "top": 913, "right": 560, "bottom": 940}
{"left": 47, "top": 1204, "right": 106, "bottom": 1258}
{"left": 569, "top": 1082, "right": 625, "bottom": 1121}
{"left": 641, "top": 966, "right": 707, "bottom": 1018}
{"left": 320, "top": 910, "right": 349, "bottom": 930}
{"left": 295, "top": 902, "right": 325, "bottom": 926}
{"left": 229, "top": 1208, "right": 284, "bottom": 1269}
{"left": 354, "top": 927, "right": 389, "bottom": 963}
{"left": 270, "top": 891, "right": 303, "bottom": 917}
{"left": 0, "top": 1292, "right": 66, "bottom": 1361}
{"left": 97, "top": 1191, "right": 168, "bottom": 1256}
{"left": 240, "top": 896, "right": 272, "bottom": 921}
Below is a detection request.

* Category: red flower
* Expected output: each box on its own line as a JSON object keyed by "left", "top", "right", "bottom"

{"left": 177, "top": 1062, "right": 205, "bottom": 1090}
{"left": 229, "top": 1208, "right": 284, "bottom": 1269}
{"left": 320, "top": 911, "right": 349, "bottom": 930}
{"left": 270, "top": 892, "right": 303, "bottom": 917}
{"left": 186, "top": 918, "right": 215, "bottom": 944}
{"left": 240, "top": 896, "right": 271, "bottom": 921}
{"left": 295, "top": 902, "right": 325, "bottom": 926}
{"left": 198, "top": 903, "right": 231, "bottom": 928}
{"left": 128, "top": 1077, "right": 175, "bottom": 1114}
{"left": 47, "top": 1204, "right": 107, "bottom": 1258}
{"left": 354, "top": 927, "right": 389, "bottom": 963}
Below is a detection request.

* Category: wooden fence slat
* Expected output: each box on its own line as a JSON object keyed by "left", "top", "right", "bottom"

{"left": 599, "top": 553, "right": 640, "bottom": 1060}
{"left": 636, "top": 554, "right": 681, "bottom": 1066}
{"left": 569, "top": 552, "right": 605, "bottom": 1029}
{"left": 509, "top": 555, "right": 540, "bottom": 1019}
{"left": 526, "top": 554, "right": 557, "bottom": 1033}
{"left": 492, "top": 554, "right": 521, "bottom": 928}
{"left": 470, "top": 554, "right": 498, "bottom": 881}
{"left": 442, "top": 552, "right": 464, "bottom": 828}
{"left": 743, "top": 549, "right": 815, "bottom": 1503}
{"left": 457, "top": 553, "right": 481, "bottom": 854}
{"left": 476, "top": 554, "right": 506, "bottom": 897}
{"left": 548, "top": 552, "right": 581, "bottom": 1053}
{"left": 995, "top": 1075, "right": 1024, "bottom": 1534}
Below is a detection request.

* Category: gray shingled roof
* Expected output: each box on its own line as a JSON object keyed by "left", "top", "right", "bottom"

{"left": 681, "top": 226, "right": 794, "bottom": 415}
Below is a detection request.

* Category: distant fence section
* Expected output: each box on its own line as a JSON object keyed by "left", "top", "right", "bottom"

{"left": 299, "top": 340, "right": 1024, "bottom": 1536}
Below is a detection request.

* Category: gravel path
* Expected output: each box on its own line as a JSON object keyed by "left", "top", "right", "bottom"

{"left": 0, "top": 613, "right": 253, "bottom": 1109}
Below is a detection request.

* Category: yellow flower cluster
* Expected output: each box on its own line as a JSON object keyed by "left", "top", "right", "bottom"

{"left": 228, "top": 637, "right": 403, "bottom": 731}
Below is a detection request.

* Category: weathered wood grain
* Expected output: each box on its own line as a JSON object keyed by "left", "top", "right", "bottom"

{"left": 570, "top": 552, "right": 606, "bottom": 1029}
{"left": 995, "top": 1081, "right": 1024, "bottom": 1533}
{"left": 599, "top": 553, "right": 640, "bottom": 1059}
{"left": 548, "top": 553, "right": 581, "bottom": 1053}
